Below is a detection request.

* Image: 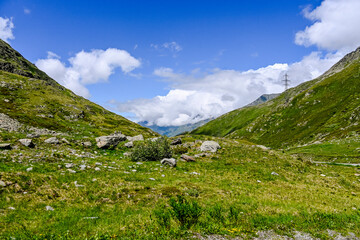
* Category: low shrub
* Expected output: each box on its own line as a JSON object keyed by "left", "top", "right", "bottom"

{"left": 130, "top": 136, "right": 172, "bottom": 161}
{"left": 169, "top": 195, "right": 202, "bottom": 229}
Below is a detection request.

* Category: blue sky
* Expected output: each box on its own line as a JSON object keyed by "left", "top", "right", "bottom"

{"left": 1, "top": 0, "right": 360, "bottom": 126}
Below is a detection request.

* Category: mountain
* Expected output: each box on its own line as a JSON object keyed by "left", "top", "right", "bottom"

{"left": 192, "top": 47, "right": 360, "bottom": 148}
{"left": 0, "top": 39, "right": 157, "bottom": 138}
{"left": 245, "top": 93, "right": 280, "bottom": 107}
{"left": 139, "top": 118, "right": 213, "bottom": 137}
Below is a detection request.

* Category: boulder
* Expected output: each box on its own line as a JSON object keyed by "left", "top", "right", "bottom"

{"left": 171, "top": 138, "right": 182, "bottom": 145}
{"left": 19, "top": 139, "right": 35, "bottom": 148}
{"left": 200, "top": 141, "right": 221, "bottom": 153}
{"left": 95, "top": 132, "right": 126, "bottom": 149}
{"left": 181, "top": 154, "right": 196, "bottom": 162}
{"left": 45, "top": 137, "right": 59, "bottom": 144}
{"left": 0, "top": 143, "right": 12, "bottom": 150}
{"left": 126, "top": 134, "right": 144, "bottom": 142}
{"left": 125, "top": 141, "right": 134, "bottom": 148}
{"left": 0, "top": 180, "right": 6, "bottom": 187}
{"left": 26, "top": 133, "right": 40, "bottom": 138}
{"left": 161, "top": 158, "right": 177, "bottom": 167}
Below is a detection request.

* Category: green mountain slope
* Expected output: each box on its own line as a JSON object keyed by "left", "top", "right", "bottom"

{"left": 192, "top": 47, "right": 360, "bottom": 148}
{"left": 0, "top": 39, "right": 156, "bottom": 138}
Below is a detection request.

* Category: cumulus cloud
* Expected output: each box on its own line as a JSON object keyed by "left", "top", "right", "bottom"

{"left": 36, "top": 48, "right": 140, "bottom": 98}
{"left": 112, "top": 51, "right": 341, "bottom": 126}
{"left": 295, "top": 0, "right": 360, "bottom": 51}
{"left": 0, "top": 17, "right": 14, "bottom": 42}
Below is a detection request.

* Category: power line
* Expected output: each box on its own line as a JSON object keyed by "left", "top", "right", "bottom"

{"left": 282, "top": 73, "right": 290, "bottom": 90}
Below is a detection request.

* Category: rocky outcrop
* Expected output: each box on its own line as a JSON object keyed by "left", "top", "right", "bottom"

{"left": 200, "top": 141, "right": 221, "bottom": 153}
{"left": 96, "top": 132, "right": 126, "bottom": 149}
{"left": 181, "top": 154, "right": 196, "bottom": 162}
{"left": 45, "top": 137, "right": 59, "bottom": 144}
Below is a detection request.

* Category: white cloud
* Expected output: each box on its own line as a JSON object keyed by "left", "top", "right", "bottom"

{"left": 36, "top": 48, "right": 141, "bottom": 98}
{"left": 151, "top": 41, "right": 182, "bottom": 56}
{"left": 112, "top": 51, "right": 342, "bottom": 126}
{"left": 0, "top": 17, "right": 14, "bottom": 42}
{"left": 24, "top": 8, "right": 31, "bottom": 14}
{"left": 295, "top": 0, "right": 360, "bottom": 51}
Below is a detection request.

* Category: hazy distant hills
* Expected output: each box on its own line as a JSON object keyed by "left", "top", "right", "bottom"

{"left": 141, "top": 93, "right": 280, "bottom": 137}
{"left": 192, "top": 47, "right": 360, "bottom": 148}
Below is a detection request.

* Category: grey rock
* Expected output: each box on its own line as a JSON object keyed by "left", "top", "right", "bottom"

{"left": 150, "top": 137, "right": 160, "bottom": 142}
{"left": 67, "top": 169, "right": 76, "bottom": 173}
{"left": 19, "top": 139, "right": 35, "bottom": 148}
{"left": 95, "top": 132, "right": 126, "bottom": 149}
{"left": 65, "top": 163, "right": 74, "bottom": 168}
{"left": 94, "top": 167, "right": 101, "bottom": 171}
{"left": 200, "top": 141, "right": 221, "bottom": 152}
{"left": 271, "top": 172, "right": 279, "bottom": 176}
{"left": 171, "top": 138, "right": 182, "bottom": 145}
{"left": 0, "top": 180, "right": 6, "bottom": 187}
{"left": 123, "top": 152, "right": 132, "bottom": 157}
{"left": 126, "top": 134, "right": 144, "bottom": 142}
{"left": 26, "top": 167, "right": 33, "bottom": 172}
{"left": 125, "top": 141, "right": 134, "bottom": 148}
{"left": 161, "top": 158, "right": 177, "bottom": 167}
{"left": 0, "top": 143, "right": 11, "bottom": 150}
{"left": 26, "top": 133, "right": 40, "bottom": 138}
{"left": 82, "top": 141, "right": 92, "bottom": 147}
{"left": 61, "top": 138, "right": 70, "bottom": 144}
{"left": 181, "top": 154, "right": 196, "bottom": 162}
{"left": 45, "top": 137, "right": 59, "bottom": 144}
{"left": 45, "top": 206, "right": 54, "bottom": 211}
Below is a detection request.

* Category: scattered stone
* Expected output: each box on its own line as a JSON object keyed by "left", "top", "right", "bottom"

{"left": 161, "top": 158, "right": 177, "bottom": 167}
{"left": 200, "top": 141, "right": 221, "bottom": 152}
{"left": 26, "top": 133, "right": 40, "bottom": 138}
{"left": 45, "top": 137, "right": 59, "bottom": 144}
{"left": 0, "top": 143, "right": 12, "bottom": 150}
{"left": 132, "top": 169, "right": 137, "bottom": 172}
{"left": 123, "top": 152, "right": 132, "bottom": 157}
{"left": 125, "top": 141, "right": 134, "bottom": 148}
{"left": 0, "top": 180, "right": 6, "bottom": 187}
{"left": 94, "top": 167, "right": 101, "bottom": 171}
{"left": 256, "top": 145, "right": 270, "bottom": 150}
{"left": 45, "top": 206, "right": 54, "bottom": 211}
{"left": 19, "top": 139, "right": 35, "bottom": 148}
{"left": 136, "top": 162, "right": 143, "bottom": 165}
{"left": 95, "top": 162, "right": 102, "bottom": 166}
{"left": 8, "top": 207, "right": 15, "bottom": 210}
{"left": 181, "top": 154, "right": 196, "bottom": 162}
{"left": 126, "top": 134, "right": 144, "bottom": 142}
{"left": 190, "top": 172, "right": 200, "bottom": 175}
{"left": 79, "top": 165, "right": 86, "bottom": 170}
{"left": 82, "top": 141, "right": 92, "bottom": 147}
{"left": 67, "top": 169, "right": 76, "bottom": 173}
{"left": 257, "top": 180, "right": 262, "bottom": 183}
{"left": 320, "top": 174, "right": 326, "bottom": 177}
{"left": 150, "top": 137, "right": 160, "bottom": 142}
{"left": 171, "top": 138, "right": 182, "bottom": 145}
{"left": 65, "top": 163, "right": 74, "bottom": 168}
{"left": 271, "top": 172, "right": 279, "bottom": 176}
{"left": 95, "top": 132, "right": 126, "bottom": 149}
{"left": 149, "top": 178, "right": 156, "bottom": 181}
{"left": 61, "top": 138, "right": 70, "bottom": 144}
{"left": 92, "top": 178, "right": 97, "bottom": 182}
{"left": 161, "top": 174, "right": 165, "bottom": 177}
{"left": 26, "top": 167, "right": 33, "bottom": 172}
{"left": 74, "top": 181, "right": 84, "bottom": 187}
{"left": 83, "top": 217, "right": 99, "bottom": 219}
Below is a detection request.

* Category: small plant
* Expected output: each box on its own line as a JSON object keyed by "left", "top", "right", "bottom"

{"left": 153, "top": 205, "right": 172, "bottom": 230}
{"left": 130, "top": 136, "right": 172, "bottom": 161}
{"left": 172, "top": 145, "right": 189, "bottom": 154}
{"left": 208, "top": 204, "right": 225, "bottom": 224}
{"left": 169, "top": 195, "right": 202, "bottom": 229}
{"left": 229, "top": 205, "right": 241, "bottom": 222}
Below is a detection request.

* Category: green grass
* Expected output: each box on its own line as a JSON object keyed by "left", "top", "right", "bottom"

{"left": 1, "top": 135, "right": 360, "bottom": 239}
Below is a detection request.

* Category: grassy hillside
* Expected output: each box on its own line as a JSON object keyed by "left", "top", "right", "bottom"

{"left": 0, "top": 40, "right": 156, "bottom": 138}
{"left": 192, "top": 48, "right": 360, "bottom": 148}
{"left": 1, "top": 135, "right": 360, "bottom": 239}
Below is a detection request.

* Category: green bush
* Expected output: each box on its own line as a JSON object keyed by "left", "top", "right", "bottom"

{"left": 130, "top": 136, "right": 172, "bottom": 161}
{"left": 153, "top": 205, "right": 172, "bottom": 230}
{"left": 169, "top": 195, "right": 202, "bottom": 229}
{"left": 172, "top": 145, "right": 189, "bottom": 154}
